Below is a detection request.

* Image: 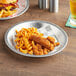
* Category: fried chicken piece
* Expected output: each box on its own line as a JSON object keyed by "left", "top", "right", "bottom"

{"left": 36, "top": 44, "right": 42, "bottom": 51}
{"left": 39, "top": 49, "right": 44, "bottom": 55}
{"left": 47, "top": 36, "right": 60, "bottom": 47}
{"left": 32, "top": 43, "right": 39, "bottom": 55}
{"left": 36, "top": 44, "right": 44, "bottom": 55}
{"left": 47, "top": 36, "right": 55, "bottom": 44}
{"left": 30, "top": 34, "right": 51, "bottom": 50}
{"left": 50, "top": 43, "right": 55, "bottom": 50}
{"left": 43, "top": 48, "right": 48, "bottom": 55}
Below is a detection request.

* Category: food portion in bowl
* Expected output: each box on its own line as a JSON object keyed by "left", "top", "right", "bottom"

{"left": 14, "top": 27, "right": 60, "bottom": 55}
{"left": 0, "top": 0, "right": 18, "bottom": 18}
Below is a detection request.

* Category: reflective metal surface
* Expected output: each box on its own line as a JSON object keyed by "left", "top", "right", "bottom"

{"left": 5, "top": 21, "right": 68, "bottom": 57}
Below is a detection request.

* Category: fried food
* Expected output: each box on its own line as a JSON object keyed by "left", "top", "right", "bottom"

{"left": 32, "top": 44, "right": 39, "bottom": 55}
{"left": 15, "top": 27, "right": 60, "bottom": 55}
{"left": 43, "top": 48, "right": 48, "bottom": 55}
{"left": 29, "top": 34, "right": 52, "bottom": 50}
{"left": 0, "top": 0, "right": 18, "bottom": 18}
{"left": 36, "top": 44, "right": 42, "bottom": 51}
{"left": 54, "top": 42, "right": 60, "bottom": 46}
{"left": 47, "top": 36, "right": 55, "bottom": 44}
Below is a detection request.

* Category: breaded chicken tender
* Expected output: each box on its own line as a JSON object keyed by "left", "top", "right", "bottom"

{"left": 29, "top": 34, "right": 52, "bottom": 50}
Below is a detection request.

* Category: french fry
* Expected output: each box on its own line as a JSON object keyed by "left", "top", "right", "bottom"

{"left": 28, "top": 50, "right": 33, "bottom": 55}
{"left": 20, "top": 48, "right": 28, "bottom": 54}
{"left": 0, "top": 6, "right": 16, "bottom": 18}
{"left": 0, "top": 10, "right": 4, "bottom": 18}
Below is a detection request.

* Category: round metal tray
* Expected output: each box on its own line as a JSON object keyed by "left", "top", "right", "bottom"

{"left": 5, "top": 20, "right": 68, "bottom": 57}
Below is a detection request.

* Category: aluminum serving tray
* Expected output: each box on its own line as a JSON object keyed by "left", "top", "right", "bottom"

{"left": 0, "top": 0, "right": 29, "bottom": 20}
{"left": 4, "top": 20, "right": 68, "bottom": 57}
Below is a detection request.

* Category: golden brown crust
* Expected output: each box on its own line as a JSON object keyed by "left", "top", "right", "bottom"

{"left": 0, "top": 0, "right": 17, "bottom": 4}
{"left": 29, "top": 34, "right": 51, "bottom": 50}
